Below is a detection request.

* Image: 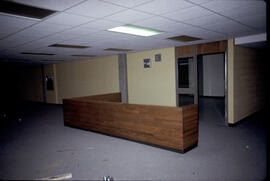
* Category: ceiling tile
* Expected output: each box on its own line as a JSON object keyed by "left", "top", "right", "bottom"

{"left": 10, "top": 0, "right": 85, "bottom": 11}
{"left": 187, "top": 0, "right": 213, "bottom": 4}
{"left": 62, "top": 27, "right": 100, "bottom": 35}
{"left": 81, "top": 19, "right": 123, "bottom": 30}
{"left": 236, "top": 14, "right": 266, "bottom": 32}
{"left": 1, "top": 0, "right": 267, "bottom": 63}
{"left": 35, "top": 47, "right": 86, "bottom": 54}
{"left": 15, "top": 22, "right": 72, "bottom": 38}
{"left": 105, "top": 9, "right": 153, "bottom": 23}
{"left": 44, "top": 12, "right": 94, "bottom": 26}
{"left": 134, "top": 0, "right": 194, "bottom": 15}
{"left": 44, "top": 32, "right": 81, "bottom": 42}
{"left": 200, "top": 1, "right": 254, "bottom": 12}
{"left": 59, "top": 32, "right": 109, "bottom": 45}
{"left": 15, "top": 39, "right": 59, "bottom": 51}
{"left": 185, "top": 14, "right": 229, "bottom": 26}
{"left": 162, "top": 6, "right": 213, "bottom": 21}
{"left": 134, "top": 16, "right": 177, "bottom": 29}
{"left": 0, "top": 35, "right": 37, "bottom": 48}
{"left": 0, "top": 26, "right": 29, "bottom": 39}
{"left": 201, "top": 20, "right": 256, "bottom": 36}
{"left": 152, "top": 22, "right": 197, "bottom": 34}
{"left": 0, "top": 14, "right": 39, "bottom": 29}
{"left": 101, "top": 0, "right": 153, "bottom": 8}
{"left": 175, "top": 26, "right": 225, "bottom": 40}
{"left": 92, "top": 30, "right": 140, "bottom": 41}
{"left": 218, "top": 1, "right": 265, "bottom": 19}
{"left": 66, "top": 0, "right": 126, "bottom": 18}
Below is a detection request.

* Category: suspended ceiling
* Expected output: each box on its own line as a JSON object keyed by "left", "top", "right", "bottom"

{"left": 0, "top": 0, "right": 266, "bottom": 64}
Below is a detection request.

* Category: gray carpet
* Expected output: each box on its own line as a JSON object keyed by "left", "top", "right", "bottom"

{"left": 0, "top": 98, "right": 266, "bottom": 180}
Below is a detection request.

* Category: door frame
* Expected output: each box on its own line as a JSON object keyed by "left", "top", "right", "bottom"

{"left": 175, "top": 42, "right": 228, "bottom": 125}
{"left": 175, "top": 46, "right": 198, "bottom": 107}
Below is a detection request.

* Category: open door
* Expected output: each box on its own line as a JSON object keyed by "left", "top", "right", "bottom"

{"left": 176, "top": 55, "right": 198, "bottom": 107}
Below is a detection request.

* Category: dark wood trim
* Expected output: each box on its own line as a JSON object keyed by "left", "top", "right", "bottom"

{"left": 176, "top": 40, "right": 227, "bottom": 56}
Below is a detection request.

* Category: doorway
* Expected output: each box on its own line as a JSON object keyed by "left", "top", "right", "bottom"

{"left": 176, "top": 56, "right": 198, "bottom": 107}
{"left": 176, "top": 52, "right": 226, "bottom": 123}
{"left": 197, "top": 53, "right": 225, "bottom": 122}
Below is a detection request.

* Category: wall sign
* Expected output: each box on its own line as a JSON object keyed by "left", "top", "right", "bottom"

{"left": 155, "top": 54, "right": 161, "bottom": 62}
{"left": 143, "top": 58, "right": 152, "bottom": 68}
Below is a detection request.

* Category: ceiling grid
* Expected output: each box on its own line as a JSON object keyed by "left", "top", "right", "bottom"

{"left": 0, "top": 0, "right": 266, "bottom": 63}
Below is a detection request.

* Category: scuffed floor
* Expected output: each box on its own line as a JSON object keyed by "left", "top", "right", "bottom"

{"left": 0, "top": 98, "right": 266, "bottom": 180}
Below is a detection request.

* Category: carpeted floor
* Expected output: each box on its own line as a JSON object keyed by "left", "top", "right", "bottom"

{"left": 0, "top": 98, "right": 267, "bottom": 180}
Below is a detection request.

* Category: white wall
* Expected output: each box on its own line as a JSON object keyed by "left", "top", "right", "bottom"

{"left": 202, "top": 54, "right": 225, "bottom": 97}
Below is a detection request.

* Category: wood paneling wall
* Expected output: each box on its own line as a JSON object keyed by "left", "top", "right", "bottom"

{"left": 232, "top": 46, "right": 265, "bottom": 123}
{"left": 176, "top": 40, "right": 227, "bottom": 57}
{"left": 197, "top": 40, "right": 227, "bottom": 55}
{"left": 63, "top": 93, "right": 198, "bottom": 152}
{"left": 176, "top": 45, "right": 195, "bottom": 56}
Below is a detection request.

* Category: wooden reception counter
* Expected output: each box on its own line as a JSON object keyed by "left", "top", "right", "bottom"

{"left": 63, "top": 93, "right": 198, "bottom": 153}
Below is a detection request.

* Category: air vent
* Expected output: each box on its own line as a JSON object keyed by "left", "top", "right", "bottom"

{"left": 21, "top": 52, "right": 55, "bottom": 56}
{"left": 167, "top": 35, "right": 202, "bottom": 42}
{"left": 104, "top": 48, "right": 132, "bottom": 52}
{"left": 71, "top": 54, "right": 96, "bottom": 57}
{"left": 49, "top": 44, "right": 90, "bottom": 49}
{"left": 0, "top": 1, "right": 56, "bottom": 20}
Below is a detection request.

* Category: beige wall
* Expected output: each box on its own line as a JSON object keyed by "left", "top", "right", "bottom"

{"left": 233, "top": 45, "right": 265, "bottom": 123}
{"left": 44, "top": 64, "right": 58, "bottom": 104}
{"left": 127, "top": 47, "right": 176, "bottom": 107}
{"left": 56, "top": 56, "right": 119, "bottom": 104}
{"left": 228, "top": 39, "right": 265, "bottom": 124}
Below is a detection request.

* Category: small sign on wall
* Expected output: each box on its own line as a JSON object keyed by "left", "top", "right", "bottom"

{"left": 155, "top": 54, "right": 161, "bottom": 62}
{"left": 143, "top": 58, "right": 152, "bottom": 68}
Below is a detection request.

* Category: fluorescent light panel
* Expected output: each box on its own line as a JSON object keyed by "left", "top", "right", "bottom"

{"left": 108, "top": 24, "right": 163, "bottom": 37}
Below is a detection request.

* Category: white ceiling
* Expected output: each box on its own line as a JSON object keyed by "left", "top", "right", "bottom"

{"left": 0, "top": 0, "right": 266, "bottom": 64}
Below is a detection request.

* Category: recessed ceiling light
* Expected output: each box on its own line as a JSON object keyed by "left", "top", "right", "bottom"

{"left": 108, "top": 24, "right": 163, "bottom": 37}
{"left": 0, "top": 1, "right": 56, "bottom": 20}
{"left": 21, "top": 52, "right": 55, "bottom": 56}
{"left": 49, "top": 44, "right": 90, "bottom": 49}
{"left": 104, "top": 48, "right": 132, "bottom": 52}
{"left": 167, "top": 35, "right": 202, "bottom": 42}
{"left": 71, "top": 54, "right": 96, "bottom": 57}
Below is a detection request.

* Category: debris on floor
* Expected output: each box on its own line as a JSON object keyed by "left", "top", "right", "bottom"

{"left": 37, "top": 173, "right": 72, "bottom": 180}
{"left": 103, "top": 176, "right": 114, "bottom": 181}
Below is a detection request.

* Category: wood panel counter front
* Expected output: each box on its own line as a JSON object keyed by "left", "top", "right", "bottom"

{"left": 63, "top": 93, "right": 198, "bottom": 153}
